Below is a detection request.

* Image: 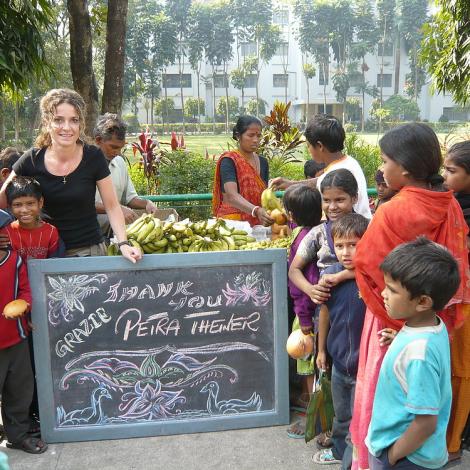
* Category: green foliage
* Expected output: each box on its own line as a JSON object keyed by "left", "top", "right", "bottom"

{"left": 123, "top": 113, "right": 140, "bottom": 133}
{"left": 184, "top": 97, "right": 205, "bottom": 119}
{"left": 245, "top": 98, "right": 267, "bottom": 116}
{"left": 154, "top": 98, "right": 175, "bottom": 120}
{"left": 0, "top": 0, "right": 53, "bottom": 92}
{"left": 159, "top": 150, "right": 215, "bottom": 219}
{"left": 258, "top": 101, "right": 304, "bottom": 176}
{"left": 383, "top": 95, "right": 420, "bottom": 121}
{"left": 420, "top": 1, "right": 470, "bottom": 105}
{"left": 302, "top": 63, "right": 316, "bottom": 80}
{"left": 344, "top": 133, "right": 381, "bottom": 186}
{"left": 216, "top": 96, "right": 239, "bottom": 121}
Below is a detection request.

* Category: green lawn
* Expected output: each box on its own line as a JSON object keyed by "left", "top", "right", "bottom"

{"left": 126, "top": 130, "right": 470, "bottom": 162}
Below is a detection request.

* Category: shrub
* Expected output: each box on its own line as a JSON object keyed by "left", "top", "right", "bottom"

{"left": 123, "top": 113, "right": 140, "bottom": 133}
{"left": 344, "top": 133, "right": 381, "bottom": 186}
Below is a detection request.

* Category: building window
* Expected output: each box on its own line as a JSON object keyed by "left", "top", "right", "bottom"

{"left": 245, "top": 74, "right": 257, "bottom": 88}
{"left": 273, "top": 9, "right": 289, "bottom": 26}
{"left": 163, "top": 74, "right": 192, "bottom": 88}
{"left": 319, "top": 65, "right": 329, "bottom": 85}
{"left": 214, "top": 74, "right": 228, "bottom": 88}
{"left": 275, "top": 43, "right": 288, "bottom": 58}
{"left": 443, "top": 107, "right": 470, "bottom": 121}
{"left": 377, "top": 73, "right": 392, "bottom": 88}
{"left": 348, "top": 72, "right": 364, "bottom": 88}
{"left": 273, "top": 74, "right": 288, "bottom": 88}
{"left": 377, "top": 41, "right": 394, "bottom": 57}
{"left": 241, "top": 42, "right": 257, "bottom": 57}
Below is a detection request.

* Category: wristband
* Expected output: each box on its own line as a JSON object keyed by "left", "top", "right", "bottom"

{"left": 251, "top": 206, "right": 260, "bottom": 217}
{"left": 117, "top": 241, "right": 132, "bottom": 248}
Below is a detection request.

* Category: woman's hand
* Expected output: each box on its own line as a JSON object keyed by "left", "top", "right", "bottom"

{"left": 316, "top": 350, "right": 328, "bottom": 371}
{"left": 256, "top": 207, "right": 274, "bottom": 226}
{"left": 119, "top": 243, "right": 142, "bottom": 263}
{"left": 378, "top": 328, "right": 398, "bottom": 347}
{"left": 309, "top": 283, "right": 331, "bottom": 304}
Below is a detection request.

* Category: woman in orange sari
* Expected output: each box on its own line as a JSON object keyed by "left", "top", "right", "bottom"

{"left": 351, "top": 123, "right": 470, "bottom": 470}
{"left": 213, "top": 116, "right": 273, "bottom": 226}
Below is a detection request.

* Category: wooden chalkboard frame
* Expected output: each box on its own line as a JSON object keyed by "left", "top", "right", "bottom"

{"left": 28, "top": 249, "right": 289, "bottom": 443}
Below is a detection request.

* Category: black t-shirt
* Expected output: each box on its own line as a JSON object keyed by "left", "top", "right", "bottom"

{"left": 220, "top": 156, "right": 269, "bottom": 192}
{"left": 13, "top": 144, "right": 110, "bottom": 249}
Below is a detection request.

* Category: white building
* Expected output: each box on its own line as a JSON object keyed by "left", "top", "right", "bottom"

{"left": 134, "top": 3, "right": 467, "bottom": 125}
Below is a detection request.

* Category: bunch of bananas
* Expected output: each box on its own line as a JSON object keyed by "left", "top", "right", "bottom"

{"left": 238, "top": 233, "right": 293, "bottom": 252}
{"left": 107, "top": 215, "right": 257, "bottom": 255}
{"left": 261, "top": 186, "right": 283, "bottom": 212}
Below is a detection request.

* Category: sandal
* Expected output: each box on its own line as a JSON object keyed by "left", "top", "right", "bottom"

{"left": 286, "top": 420, "right": 305, "bottom": 439}
{"left": 312, "top": 448, "right": 341, "bottom": 465}
{"left": 315, "top": 430, "right": 333, "bottom": 448}
{"left": 6, "top": 436, "right": 48, "bottom": 454}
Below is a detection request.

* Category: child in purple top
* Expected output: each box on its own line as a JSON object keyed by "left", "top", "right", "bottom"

{"left": 283, "top": 184, "right": 323, "bottom": 438}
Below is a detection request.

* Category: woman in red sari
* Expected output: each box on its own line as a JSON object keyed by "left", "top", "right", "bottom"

{"left": 213, "top": 116, "right": 273, "bottom": 226}
{"left": 351, "top": 123, "right": 470, "bottom": 470}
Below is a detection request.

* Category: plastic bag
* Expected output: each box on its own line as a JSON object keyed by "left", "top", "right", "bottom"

{"left": 304, "top": 369, "right": 334, "bottom": 443}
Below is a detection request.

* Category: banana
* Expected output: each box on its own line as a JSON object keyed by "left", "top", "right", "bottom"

{"left": 222, "top": 235, "right": 236, "bottom": 250}
{"left": 136, "top": 219, "right": 155, "bottom": 243}
{"left": 106, "top": 244, "right": 119, "bottom": 256}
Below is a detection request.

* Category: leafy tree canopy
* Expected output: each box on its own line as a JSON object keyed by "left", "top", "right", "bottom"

{"left": 0, "top": 0, "right": 54, "bottom": 92}
{"left": 420, "top": 1, "right": 470, "bottom": 105}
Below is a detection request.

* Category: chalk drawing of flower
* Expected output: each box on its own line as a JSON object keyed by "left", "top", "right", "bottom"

{"left": 222, "top": 271, "right": 271, "bottom": 306}
{"left": 119, "top": 380, "right": 185, "bottom": 420}
{"left": 47, "top": 274, "right": 108, "bottom": 326}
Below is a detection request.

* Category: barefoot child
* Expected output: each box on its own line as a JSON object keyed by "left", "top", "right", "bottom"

{"left": 283, "top": 184, "right": 323, "bottom": 437}
{"left": 443, "top": 141, "right": 470, "bottom": 462}
{"left": 366, "top": 237, "right": 460, "bottom": 469}
{"left": 313, "top": 213, "right": 369, "bottom": 467}
{"left": 0, "top": 244, "right": 47, "bottom": 453}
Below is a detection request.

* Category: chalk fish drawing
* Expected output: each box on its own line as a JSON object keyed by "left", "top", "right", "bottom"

{"left": 200, "top": 381, "right": 262, "bottom": 414}
{"left": 47, "top": 274, "right": 107, "bottom": 326}
{"left": 57, "top": 385, "right": 111, "bottom": 426}
{"left": 222, "top": 272, "right": 271, "bottom": 307}
{"left": 55, "top": 343, "right": 270, "bottom": 426}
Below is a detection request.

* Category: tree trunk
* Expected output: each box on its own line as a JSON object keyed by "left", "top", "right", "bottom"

{"left": 211, "top": 65, "right": 216, "bottom": 134}
{"left": 101, "top": 0, "right": 128, "bottom": 115}
{"left": 164, "top": 71, "right": 169, "bottom": 135}
{"left": 179, "top": 53, "right": 185, "bottom": 133}
{"left": 255, "top": 72, "right": 260, "bottom": 116}
{"left": 0, "top": 96, "right": 4, "bottom": 141}
{"left": 322, "top": 63, "right": 327, "bottom": 113}
{"left": 224, "top": 64, "right": 229, "bottom": 133}
{"left": 241, "top": 87, "right": 245, "bottom": 113}
{"left": 14, "top": 100, "right": 19, "bottom": 143}
{"left": 196, "top": 66, "right": 201, "bottom": 134}
{"left": 67, "top": 0, "right": 99, "bottom": 137}
{"left": 393, "top": 32, "right": 400, "bottom": 95}
{"left": 305, "top": 78, "right": 310, "bottom": 121}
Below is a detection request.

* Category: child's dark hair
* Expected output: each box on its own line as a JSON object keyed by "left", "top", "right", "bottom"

{"left": 232, "top": 115, "right": 262, "bottom": 140}
{"left": 320, "top": 168, "right": 358, "bottom": 198}
{"left": 5, "top": 176, "right": 43, "bottom": 205}
{"left": 380, "top": 236, "right": 460, "bottom": 311}
{"left": 446, "top": 141, "right": 470, "bottom": 174}
{"left": 304, "top": 160, "right": 325, "bottom": 178}
{"left": 304, "top": 114, "right": 345, "bottom": 152}
{"left": 331, "top": 213, "right": 369, "bottom": 240}
{"left": 379, "top": 123, "right": 444, "bottom": 189}
{"left": 0, "top": 147, "right": 22, "bottom": 171}
{"left": 283, "top": 184, "right": 322, "bottom": 227}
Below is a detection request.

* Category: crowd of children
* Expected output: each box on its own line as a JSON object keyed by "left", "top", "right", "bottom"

{"left": 1, "top": 113, "right": 470, "bottom": 470}
{"left": 285, "top": 117, "right": 470, "bottom": 470}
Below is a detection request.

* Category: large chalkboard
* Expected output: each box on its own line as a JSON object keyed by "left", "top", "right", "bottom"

{"left": 28, "top": 250, "right": 289, "bottom": 443}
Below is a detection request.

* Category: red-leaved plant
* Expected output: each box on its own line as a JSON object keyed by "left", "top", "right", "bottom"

{"left": 132, "top": 130, "right": 174, "bottom": 195}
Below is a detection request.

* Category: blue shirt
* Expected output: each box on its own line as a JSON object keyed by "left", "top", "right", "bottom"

{"left": 366, "top": 318, "right": 451, "bottom": 469}
{"left": 324, "top": 263, "right": 365, "bottom": 376}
